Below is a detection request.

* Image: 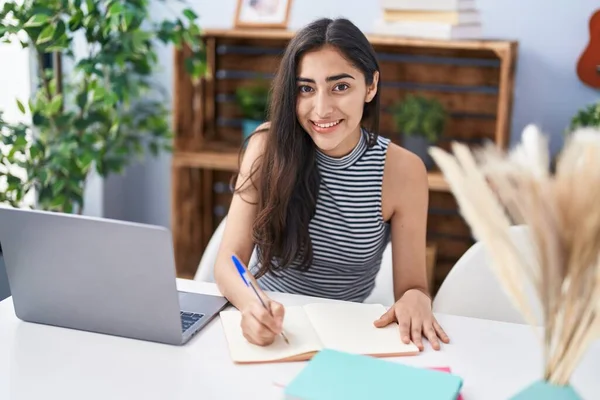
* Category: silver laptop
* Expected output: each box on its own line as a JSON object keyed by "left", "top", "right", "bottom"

{"left": 0, "top": 206, "right": 229, "bottom": 345}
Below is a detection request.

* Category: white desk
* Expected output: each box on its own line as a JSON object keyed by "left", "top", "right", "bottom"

{"left": 0, "top": 279, "right": 598, "bottom": 400}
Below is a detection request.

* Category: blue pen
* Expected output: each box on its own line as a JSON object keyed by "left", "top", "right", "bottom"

{"left": 231, "top": 254, "right": 289, "bottom": 344}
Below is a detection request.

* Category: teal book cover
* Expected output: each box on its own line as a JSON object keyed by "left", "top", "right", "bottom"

{"left": 284, "top": 349, "right": 463, "bottom": 400}
{"left": 510, "top": 380, "right": 582, "bottom": 400}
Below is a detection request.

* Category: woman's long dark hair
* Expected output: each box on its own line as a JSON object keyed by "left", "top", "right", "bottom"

{"left": 239, "top": 18, "right": 381, "bottom": 278}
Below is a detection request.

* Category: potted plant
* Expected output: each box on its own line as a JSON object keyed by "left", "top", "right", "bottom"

{"left": 0, "top": 0, "right": 207, "bottom": 214}
{"left": 391, "top": 94, "right": 447, "bottom": 169}
{"left": 567, "top": 101, "right": 600, "bottom": 131}
{"left": 235, "top": 82, "right": 270, "bottom": 143}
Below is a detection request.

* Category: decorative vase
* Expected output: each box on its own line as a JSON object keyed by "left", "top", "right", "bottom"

{"left": 402, "top": 134, "right": 435, "bottom": 170}
{"left": 510, "top": 380, "right": 582, "bottom": 400}
{"left": 242, "top": 119, "right": 263, "bottom": 144}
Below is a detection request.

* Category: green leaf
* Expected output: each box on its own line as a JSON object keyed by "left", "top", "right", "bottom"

{"left": 39, "top": 169, "right": 48, "bottom": 185}
{"left": 32, "top": 111, "right": 46, "bottom": 126}
{"left": 85, "top": 0, "right": 95, "bottom": 13}
{"left": 24, "top": 14, "right": 51, "bottom": 27}
{"left": 48, "top": 94, "right": 63, "bottom": 114}
{"left": 7, "top": 174, "right": 21, "bottom": 186}
{"left": 76, "top": 91, "right": 88, "bottom": 109}
{"left": 50, "top": 194, "right": 66, "bottom": 208}
{"left": 122, "top": 11, "right": 134, "bottom": 31}
{"left": 52, "top": 180, "right": 66, "bottom": 196}
{"left": 54, "top": 20, "right": 66, "bottom": 41}
{"left": 62, "top": 202, "right": 74, "bottom": 214}
{"left": 107, "top": 2, "right": 124, "bottom": 17}
{"left": 16, "top": 99, "right": 25, "bottom": 114}
{"left": 36, "top": 25, "right": 55, "bottom": 44}
{"left": 183, "top": 8, "right": 198, "bottom": 20}
{"left": 79, "top": 151, "right": 95, "bottom": 169}
{"left": 1, "top": 2, "right": 16, "bottom": 15}
{"left": 14, "top": 135, "right": 27, "bottom": 149}
{"left": 68, "top": 11, "right": 83, "bottom": 31}
{"left": 103, "top": 92, "right": 118, "bottom": 107}
{"left": 93, "top": 86, "right": 106, "bottom": 102}
{"left": 29, "top": 144, "right": 41, "bottom": 159}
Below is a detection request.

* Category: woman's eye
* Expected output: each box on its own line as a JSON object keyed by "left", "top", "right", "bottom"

{"left": 334, "top": 83, "right": 349, "bottom": 91}
{"left": 298, "top": 85, "right": 313, "bottom": 93}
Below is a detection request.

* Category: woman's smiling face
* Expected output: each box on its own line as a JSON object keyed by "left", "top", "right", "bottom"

{"left": 295, "top": 45, "right": 378, "bottom": 157}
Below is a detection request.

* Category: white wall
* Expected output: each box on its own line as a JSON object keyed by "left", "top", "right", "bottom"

{"left": 0, "top": 32, "right": 35, "bottom": 210}
{"left": 0, "top": 37, "right": 32, "bottom": 301}
{"left": 104, "top": 0, "right": 600, "bottom": 229}
{"left": 0, "top": 40, "right": 32, "bottom": 124}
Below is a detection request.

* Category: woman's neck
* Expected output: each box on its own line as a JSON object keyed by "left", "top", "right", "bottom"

{"left": 319, "top": 125, "right": 362, "bottom": 158}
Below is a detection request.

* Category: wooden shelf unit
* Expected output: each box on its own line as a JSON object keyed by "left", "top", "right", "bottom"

{"left": 171, "top": 28, "right": 517, "bottom": 288}
{"left": 172, "top": 147, "right": 451, "bottom": 191}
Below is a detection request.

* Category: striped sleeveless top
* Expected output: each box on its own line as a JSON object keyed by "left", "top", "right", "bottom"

{"left": 256, "top": 130, "right": 392, "bottom": 303}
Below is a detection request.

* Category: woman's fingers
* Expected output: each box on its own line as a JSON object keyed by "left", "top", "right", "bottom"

{"left": 396, "top": 311, "right": 412, "bottom": 345}
{"left": 434, "top": 318, "right": 450, "bottom": 343}
{"left": 410, "top": 317, "right": 424, "bottom": 351}
{"left": 240, "top": 301, "right": 284, "bottom": 346}
{"left": 423, "top": 320, "right": 441, "bottom": 350}
{"left": 241, "top": 312, "right": 276, "bottom": 346}
{"left": 249, "top": 301, "right": 280, "bottom": 334}
{"left": 269, "top": 300, "right": 285, "bottom": 331}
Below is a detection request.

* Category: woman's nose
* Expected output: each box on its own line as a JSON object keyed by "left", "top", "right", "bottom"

{"left": 314, "top": 92, "right": 334, "bottom": 118}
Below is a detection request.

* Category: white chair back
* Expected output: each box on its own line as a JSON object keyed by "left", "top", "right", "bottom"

{"left": 433, "top": 225, "right": 543, "bottom": 325}
{"left": 194, "top": 216, "right": 259, "bottom": 282}
{"left": 194, "top": 217, "right": 227, "bottom": 283}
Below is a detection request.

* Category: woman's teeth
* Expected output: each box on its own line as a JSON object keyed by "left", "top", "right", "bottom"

{"left": 313, "top": 120, "right": 341, "bottom": 128}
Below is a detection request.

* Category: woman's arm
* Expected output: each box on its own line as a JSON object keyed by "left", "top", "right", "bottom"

{"left": 374, "top": 143, "right": 449, "bottom": 350}
{"left": 213, "top": 130, "right": 264, "bottom": 307}
{"left": 212, "top": 124, "right": 284, "bottom": 346}
{"left": 384, "top": 144, "right": 430, "bottom": 300}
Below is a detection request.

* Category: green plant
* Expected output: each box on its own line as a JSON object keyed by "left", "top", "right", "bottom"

{"left": 235, "top": 82, "right": 270, "bottom": 121}
{"left": 391, "top": 94, "right": 447, "bottom": 142}
{"left": 0, "top": 0, "right": 207, "bottom": 213}
{"left": 568, "top": 101, "right": 600, "bottom": 132}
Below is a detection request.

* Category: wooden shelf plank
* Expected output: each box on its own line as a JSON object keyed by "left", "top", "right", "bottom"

{"left": 172, "top": 150, "right": 450, "bottom": 192}
{"left": 202, "top": 28, "right": 515, "bottom": 53}
{"left": 427, "top": 172, "right": 450, "bottom": 192}
{"left": 173, "top": 150, "right": 240, "bottom": 171}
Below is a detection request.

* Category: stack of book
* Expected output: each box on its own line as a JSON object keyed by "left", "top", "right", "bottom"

{"left": 372, "top": 0, "right": 482, "bottom": 40}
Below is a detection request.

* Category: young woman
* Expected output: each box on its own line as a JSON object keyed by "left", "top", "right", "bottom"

{"left": 213, "top": 17, "right": 449, "bottom": 351}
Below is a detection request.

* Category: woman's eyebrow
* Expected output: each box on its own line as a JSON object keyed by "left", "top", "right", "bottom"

{"left": 296, "top": 73, "right": 355, "bottom": 83}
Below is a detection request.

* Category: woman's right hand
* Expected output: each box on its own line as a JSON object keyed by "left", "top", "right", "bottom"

{"left": 240, "top": 298, "right": 285, "bottom": 346}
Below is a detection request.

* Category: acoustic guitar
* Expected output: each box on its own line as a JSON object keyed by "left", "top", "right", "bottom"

{"left": 577, "top": 9, "right": 600, "bottom": 89}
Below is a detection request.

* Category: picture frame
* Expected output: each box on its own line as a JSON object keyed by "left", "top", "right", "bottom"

{"left": 234, "top": 0, "right": 293, "bottom": 29}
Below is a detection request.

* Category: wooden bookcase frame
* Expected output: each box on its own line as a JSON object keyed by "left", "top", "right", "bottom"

{"left": 171, "top": 28, "right": 518, "bottom": 291}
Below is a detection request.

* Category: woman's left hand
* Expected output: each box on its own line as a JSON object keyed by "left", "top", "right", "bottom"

{"left": 373, "top": 288, "right": 450, "bottom": 351}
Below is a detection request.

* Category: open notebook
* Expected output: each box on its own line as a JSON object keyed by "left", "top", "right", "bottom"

{"left": 219, "top": 302, "right": 420, "bottom": 363}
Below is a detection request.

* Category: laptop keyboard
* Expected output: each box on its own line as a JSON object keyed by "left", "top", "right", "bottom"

{"left": 180, "top": 311, "right": 205, "bottom": 333}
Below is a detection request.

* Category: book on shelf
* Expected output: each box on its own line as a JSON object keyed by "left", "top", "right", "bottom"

{"left": 380, "top": 0, "right": 477, "bottom": 11}
{"left": 372, "top": 19, "right": 482, "bottom": 40}
{"left": 382, "top": 9, "right": 480, "bottom": 25}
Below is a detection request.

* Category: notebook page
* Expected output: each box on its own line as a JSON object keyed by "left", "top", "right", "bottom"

{"left": 303, "top": 302, "right": 419, "bottom": 356}
{"left": 219, "top": 306, "right": 323, "bottom": 363}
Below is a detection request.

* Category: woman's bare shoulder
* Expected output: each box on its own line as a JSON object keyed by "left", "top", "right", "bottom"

{"left": 384, "top": 142, "right": 428, "bottom": 188}
{"left": 382, "top": 141, "right": 428, "bottom": 219}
